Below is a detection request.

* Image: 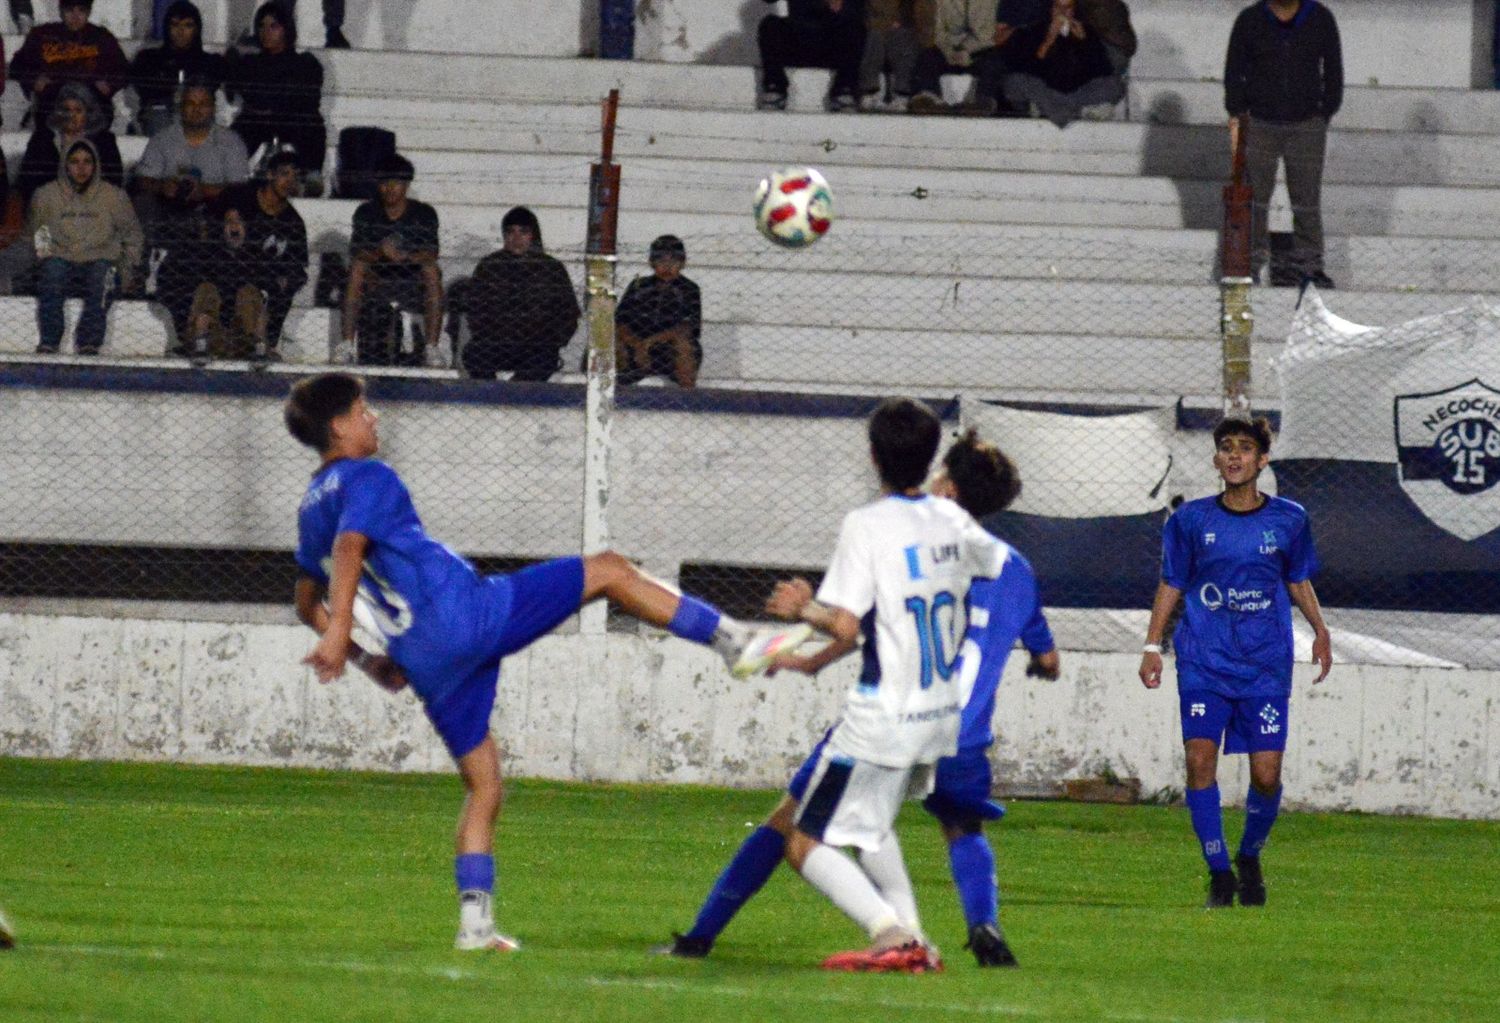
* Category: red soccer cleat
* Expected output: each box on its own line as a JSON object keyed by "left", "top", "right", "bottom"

{"left": 821, "top": 941, "right": 943, "bottom": 974}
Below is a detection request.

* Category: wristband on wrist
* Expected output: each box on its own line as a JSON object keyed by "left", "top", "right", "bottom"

{"left": 1141, "top": 643, "right": 1162, "bottom": 654}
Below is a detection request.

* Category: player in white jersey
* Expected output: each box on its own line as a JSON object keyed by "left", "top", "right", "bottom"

{"left": 762, "top": 397, "right": 1010, "bottom": 973}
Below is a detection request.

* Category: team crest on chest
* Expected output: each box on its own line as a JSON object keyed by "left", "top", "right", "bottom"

{"left": 1393, "top": 379, "right": 1500, "bottom": 541}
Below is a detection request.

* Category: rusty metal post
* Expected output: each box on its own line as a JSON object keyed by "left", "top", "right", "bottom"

{"left": 1220, "top": 116, "right": 1254, "bottom": 420}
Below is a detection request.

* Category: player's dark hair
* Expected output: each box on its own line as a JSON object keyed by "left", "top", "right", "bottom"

{"left": 943, "top": 429, "right": 1021, "bottom": 518}
{"left": 1213, "top": 416, "right": 1273, "bottom": 455}
{"left": 868, "top": 397, "right": 942, "bottom": 492}
{"left": 285, "top": 373, "right": 364, "bottom": 452}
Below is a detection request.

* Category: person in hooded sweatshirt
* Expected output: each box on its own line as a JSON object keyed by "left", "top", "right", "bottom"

{"left": 130, "top": 1, "right": 227, "bottom": 137}
{"left": 226, "top": 2, "right": 327, "bottom": 188}
{"left": 16, "top": 80, "right": 124, "bottom": 203}
{"left": 28, "top": 138, "right": 144, "bottom": 354}
{"left": 9, "top": 0, "right": 128, "bottom": 125}
{"left": 456, "top": 207, "right": 581, "bottom": 382}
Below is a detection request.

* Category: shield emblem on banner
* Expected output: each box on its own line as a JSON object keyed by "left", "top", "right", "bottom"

{"left": 1393, "top": 379, "right": 1500, "bottom": 541}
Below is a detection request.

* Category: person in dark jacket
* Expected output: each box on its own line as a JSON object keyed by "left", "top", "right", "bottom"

{"left": 458, "top": 207, "right": 580, "bottom": 382}
{"left": 130, "top": 1, "right": 227, "bottom": 137}
{"left": 226, "top": 2, "right": 327, "bottom": 187}
{"left": 1000, "top": 0, "right": 1124, "bottom": 127}
{"left": 615, "top": 234, "right": 702, "bottom": 389}
{"left": 1224, "top": 0, "right": 1342, "bottom": 288}
{"left": 16, "top": 80, "right": 124, "bottom": 203}
{"left": 757, "top": 0, "right": 868, "bottom": 111}
{"left": 9, "top": 0, "right": 128, "bottom": 124}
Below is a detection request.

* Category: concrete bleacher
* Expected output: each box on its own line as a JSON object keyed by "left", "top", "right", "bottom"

{"left": 1, "top": 5, "right": 1497, "bottom": 403}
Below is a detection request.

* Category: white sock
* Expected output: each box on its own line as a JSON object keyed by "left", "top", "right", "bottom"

{"left": 799, "top": 844, "right": 901, "bottom": 939}
{"left": 711, "top": 617, "right": 751, "bottom": 656}
{"left": 459, "top": 890, "right": 492, "bottom": 932}
{"left": 858, "top": 831, "right": 922, "bottom": 939}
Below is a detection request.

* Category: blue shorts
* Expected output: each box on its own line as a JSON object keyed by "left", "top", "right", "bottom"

{"left": 923, "top": 745, "right": 1006, "bottom": 826}
{"left": 1179, "top": 690, "right": 1289, "bottom": 754}
{"left": 421, "top": 556, "right": 585, "bottom": 760}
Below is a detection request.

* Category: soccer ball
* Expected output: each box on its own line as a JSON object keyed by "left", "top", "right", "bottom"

{"left": 753, "top": 167, "right": 834, "bottom": 249}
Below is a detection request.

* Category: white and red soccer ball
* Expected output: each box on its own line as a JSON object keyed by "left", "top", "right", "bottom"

{"left": 753, "top": 167, "right": 834, "bottom": 249}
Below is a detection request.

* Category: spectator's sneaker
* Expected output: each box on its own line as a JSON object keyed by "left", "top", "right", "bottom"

{"left": 756, "top": 90, "right": 788, "bottom": 111}
{"left": 325, "top": 28, "right": 351, "bottom": 48}
{"left": 34, "top": 344, "right": 58, "bottom": 355}
{"left": 0, "top": 905, "right": 16, "bottom": 949}
{"left": 822, "top": 941, "right": 942, "bottom": 974}
{"left": 907, "top": 93, "right": 948, "bottom": 115}
{"left": 1080, "top": 102, "right": 1118, "bottom": 121}
{"left": 423, "top": 343, "right": 449, "bottom": 369}
{"left": 1269, "top": 265, "right": 1303, "bottom": 288}
{"left": 726, "top": 624, "right": 813, "bottom": 679}
{"left": 957, "top": 97, "right": 998, "bottom": 117}
{"left": 331, "top": 339, "right": 357, "bottom": 365}
{"left": 1302, "top": 269, "right": 1336, "bottom": 290}
{"left": 649, "top": 932, "right": 712, "bottom": 958}
{"left": 965, "top": 923, "right": 1018, "bottom": 968}
{"left": 454, "top": 921, "right": 521, "bottom": 952}
{"left": 827, "top": 92, "right": 859, "bottom": 113}
{"left": 1205, "top": 868, "right": 1237, "bottom": 909}
{"left": 1235, "top": 854, "right": 1266, "bottom": 907}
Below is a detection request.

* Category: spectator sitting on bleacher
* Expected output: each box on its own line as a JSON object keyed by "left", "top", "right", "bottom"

{"left": 16, "top": 81, "right": 123, "bottom": 203}
{"left": 226, "top": 3, "right": 327, "bottom": 192}
{"left": 1001, "top": 0, "right": 1124, "bottom": 127}
{"left": 457, "top": 206, "right": 579, "bottom": 383}
{"left": 615, "top": 234, "right": 702, "bottom": 389}
{"left": 9, "top": 0, "right": 128, "bottom": 127}
{"left": 1079, "top": 0, "right": 1136, "bottom": 74}
{"left": 129, "top": 1, "right": 228, "bottom": 138}
{"left": 908, "top": 0, "right": 996, "bottom": 115}
{"left": 29, "top": 139, "right": 143, "bottom": 355}
{"left": 338, "top": 153, "right": 444, "bottom": 368}
{"left": 968, "top": 0, "right": 1051, "bottom": 115}
{"left": 756, "top": 0, "right": 868, "bottom": 112}
{"left": 224, "top": 151, "right": 308, "bottom": 358}
{"left": 858, "top": 0, "right": 933, "bottom": 110}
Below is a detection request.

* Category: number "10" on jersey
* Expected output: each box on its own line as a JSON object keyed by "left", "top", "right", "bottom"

{"left": 906, "top": 591, "right": 961, "bottom": 689}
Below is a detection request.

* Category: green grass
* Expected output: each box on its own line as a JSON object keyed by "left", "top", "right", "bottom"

{"left": 1, "top": 758, "right": 1496, "bottom": 1023}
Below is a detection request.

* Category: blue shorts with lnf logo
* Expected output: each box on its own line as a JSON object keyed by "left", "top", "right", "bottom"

{"left": 1179, "top": 690, "right": 1290, "bottom": 754}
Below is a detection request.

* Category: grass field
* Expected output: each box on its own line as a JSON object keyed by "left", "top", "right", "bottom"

{"left": 1, "top": 757, "right": 1496, "bottom": 1023}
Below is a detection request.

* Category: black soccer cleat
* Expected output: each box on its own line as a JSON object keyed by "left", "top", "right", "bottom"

{"left": 1205, "top": 869, "right": 1237, "bottom": 909}
{"left": 965, "top": 923, "right": 1018, "bottom": 968}
{"left": 649, "top": 932, "right": 712, "bottom": 958}
{"left": 1236, "top": 854, "right": 1266, "bottom": 907}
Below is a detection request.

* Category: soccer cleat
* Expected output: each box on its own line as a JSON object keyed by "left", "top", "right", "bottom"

{"left": 1236, "top": 854, "right": 1267, "bottom": 907}
{"left": 822, "top": 940, "right": 942, "bottom": 974}
{"left": 0, "top": 905, "right": 15, "bottom": 949}
{"left": 965, "top": 923, "right": 1018, "bottom": 967}
{"left": 454, "top": 922, "right": 521, "bottom": 952}
{"left": 1205, "top": 868, "right": 1237, "bottom": 909}
{"left": 728, "top": 624, "right": 813, "bottom": 679}
{"left": 649, "top": 932, "right": 711, "bottom": 958}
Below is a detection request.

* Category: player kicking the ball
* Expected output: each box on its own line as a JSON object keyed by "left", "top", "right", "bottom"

{"left": 285, "top": 373, "right": 805, "bottom": 952}
{"left": 657, "top": 428, "right": 1057, "bottom": 968}
{"left": 1139, "top": 417, "right": 1331, "bottom": 909}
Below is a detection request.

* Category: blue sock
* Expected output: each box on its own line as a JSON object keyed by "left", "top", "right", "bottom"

{"left": 667, "top": 595, "right": 722, "bottom": 645}
{"left": 1185, "top": 785, "right": 1231, "bottom": 873}
{"left": 1239, "top": 785, "right": 1283, "bottom": 858}
{"left": 455, "top": 853, "right": 495, "bottom": 895}
{"left": 948, "top": 833, "right": 998, "bottom": 930}
{"left": 684, "top": 826, "right": 783, "bottom": 944}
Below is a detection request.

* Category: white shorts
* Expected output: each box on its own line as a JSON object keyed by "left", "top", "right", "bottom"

{"left": 794, "top": 744, "right": 936, "bottom": 852}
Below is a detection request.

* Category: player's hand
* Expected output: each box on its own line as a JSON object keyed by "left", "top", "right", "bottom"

{"left": 304, "top": 629, "right": 351, "bottom": 682}
{"left": 766, "top": 577, "right": 814, "bottom": 621}
{"left": 1139, "top": 651, "right": 1163, "bottom": 689}
{"left": 1026, "top": 650, "right": 1060, "bottom": 680}
{"left": 1311, "top": 628, "right": 1332, "bottom": 684}
{"left": 361, "top": 654, "right": 409, "bottom": 692}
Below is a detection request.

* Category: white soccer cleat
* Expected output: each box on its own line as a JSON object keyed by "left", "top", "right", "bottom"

{"left": 729, "top": 624, "right": 814, "bottom": 679}
{"left": 454, "top": 922, "right": 521, "bottom": 952}
{"left": 0, "top": 905, "right": 16, "bottom": 949}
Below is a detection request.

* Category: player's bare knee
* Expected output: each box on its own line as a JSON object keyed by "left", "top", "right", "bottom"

{"left": 783, "top": 829, "right": 817, "bottom": 872}
{"left": 765, "top": 795, "right": 799, "bottom": 837}
{"left": 582, "top": 550, "right": 634, "bottom": 597}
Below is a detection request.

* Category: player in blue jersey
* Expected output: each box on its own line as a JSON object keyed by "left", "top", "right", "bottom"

{"left": 1139, "top": 417, "right": 1331, "bottom": 909}
{"left": 284, "top": 373, "right": 805, "bottom": 952}
{"left": 656, "top": 428, "right": 1058, "bottom": 968}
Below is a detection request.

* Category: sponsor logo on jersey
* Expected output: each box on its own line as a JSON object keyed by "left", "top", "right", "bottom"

{"left": 1394, "top": 379, "right": 1500, "bottom": 540}
{"left": 1199, "top": 582, "right": 1224, "bottom": 610}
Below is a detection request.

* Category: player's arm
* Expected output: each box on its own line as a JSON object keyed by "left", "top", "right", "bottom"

{"left": 1138, "top": 581, "right": 1182, "bottom": 690}
{"left": 303, "top": 531, "right": 368, "bottom": 683}
{"left": 295, "top": 571, "right": 408, "bottom": 691}
{"left": 1287, "top": 579, "right": 1332, "bottom": 684}
{"left": 767, "top": 577, "right": 860, "bottom": 644}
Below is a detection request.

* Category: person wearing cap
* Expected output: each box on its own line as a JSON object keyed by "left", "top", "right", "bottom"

{"left": 9, "top": 0, "right": 128, "bottom": 125}
{"left": 338, "top": 152, "right": 443, "bottom": 367}
{"left": 455, "top": 207, "right": 580, "bottom": 382}
{"left": 614, "top": 235, "right": 702, "bottom": 389}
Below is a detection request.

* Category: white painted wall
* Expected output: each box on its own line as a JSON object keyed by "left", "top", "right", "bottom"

{"left": 2, "top": 610, "right": 1496, "bottom": 818}
{"left": 69, "top": 0, "right": 1499, "bottom": 88}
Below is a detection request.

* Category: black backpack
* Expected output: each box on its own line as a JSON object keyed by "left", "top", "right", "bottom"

{"left": 336, "top": 127, "right": 397, "bottom": 201}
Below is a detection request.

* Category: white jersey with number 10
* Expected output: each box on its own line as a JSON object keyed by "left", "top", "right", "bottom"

{"left": 816, "top": 494, "right": 1011, "bottom": 768}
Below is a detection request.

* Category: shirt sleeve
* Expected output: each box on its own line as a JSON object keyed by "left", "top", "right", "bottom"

{"left": 1284, "top": 511, "right": 1320, "bottom": 584}
{"left": 349, "top": 203, "right": 378, "bottom": 256}
{"left": 1160, "top": 509, "right": 1192, "bottom": 589}
{"left": 410, "top": 204, "right": 440, "bottom": 254}
{"left": 135, "top": 134, "right": 169, "bottom": 179}
{"left": 815, "top": 512, "right": 876, "bottom": 619}
{"left": 336, "top": 461, "right": 412, "bottom": 543}
{"left": 294, "top": 533, "right": 327, "bottom": 582}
